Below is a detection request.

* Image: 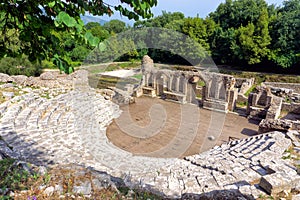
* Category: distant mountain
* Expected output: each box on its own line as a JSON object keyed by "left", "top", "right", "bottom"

{"left": 81, "top": 15, "right": 107, "bottom": 25}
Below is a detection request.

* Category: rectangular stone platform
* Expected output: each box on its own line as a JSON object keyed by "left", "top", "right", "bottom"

{"left": 163, "top": 91, "right": 187, "bottom": 104}
{"left": 142, "top": 86, "right": 156, "bottom": 97}
{"left": 203, "top": 99, "right": 228, "bottom": 113}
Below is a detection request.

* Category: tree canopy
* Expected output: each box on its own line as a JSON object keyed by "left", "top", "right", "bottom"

{"left": 0, "top": 0, "right": 157, "bottom": 73}
{"left": 1, "top": 0, "right": 300, "bottom": 75}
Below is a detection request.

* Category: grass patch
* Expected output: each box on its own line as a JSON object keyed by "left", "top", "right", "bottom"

{"left": 0, "top": 159, "right": 35, "bottom": 199}
{"left": 236, "top": 101, "right": 247, "bottom": 108}
{"left": 118, "top": 62, "right": 140, "bottom": 69}
{"left": 219, "top": 69, "right": 300, "bottom": 84}
{"left": 244, "top": 84, "right": 257, "bottom": 97}
{"left": 197, "top": 80, "right": 206, "bottom": 87}
{"left": 0, "top": 87, "right": 23, "bottom": 104}
{"left": 106, "top": 62, "right": 140, "bottom": 72}
{"left": 83, "top": 62, "right": 140, "bottom": 74}
{"left": 132, "top": 74, "right": 143, "bottom": 80}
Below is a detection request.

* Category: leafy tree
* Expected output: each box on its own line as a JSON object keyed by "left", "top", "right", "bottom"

{"left": 103, "top": 19, "right": 127, "bottom": 34}
{"left": 89, "top": 25, "right": 110, "bottom": 41}
{"left": 0, "top": 56, "right": 41, "bottom": 76}
{"left": 70, "top": 46, "right": 90, "bottom": 62}
{"left": 270, "top": 0, "right": 300, "bottom": 67}
{"left": 181, "top": 17, "right": 211, "bottom": 54}
{"left": 0, "top": 0, "right": 157, "bottom": 73}
{"left": 85, "top": 22, "right": 102, "bottom": 30}
{"left": 210, "top": 27, "right": 236, "bottom": 64}
{"left": 210, "top": 0, "right": 268, "bottom": 29}
{"left": 134, "top": 11, "right": 185, "bottom": 28}
{"left": 231, "top": 8, "right": 271, "bottom": 65}
{"left": 165, "top": 19, "right": 184, "bottom": 32}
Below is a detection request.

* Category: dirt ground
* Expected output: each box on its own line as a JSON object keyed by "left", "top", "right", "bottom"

{"left": 106, "top": 97, "right": 259, "bottom": 158}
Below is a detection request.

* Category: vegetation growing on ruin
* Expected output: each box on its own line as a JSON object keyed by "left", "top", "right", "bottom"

{"left": 0, "top": 158, "right": 162, "bottom": 200}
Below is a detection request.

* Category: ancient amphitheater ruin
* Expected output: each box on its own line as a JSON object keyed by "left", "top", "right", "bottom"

{"left": 0, "top": 56, "right": 300, "bottom": 199}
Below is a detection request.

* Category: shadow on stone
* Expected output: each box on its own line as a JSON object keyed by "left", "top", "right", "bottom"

{"left": 181, "top": 189, "right": 255, "bottom": 200}
{"left": 0, "top": 128, "right": 52, "bottom": 166}
{"left": 241, "top": 128, "right": 258, "bottom": 137}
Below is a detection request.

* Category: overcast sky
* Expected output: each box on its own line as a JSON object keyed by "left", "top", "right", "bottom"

{"left": 101, "top": 0, "right": 284, "bottom": 24}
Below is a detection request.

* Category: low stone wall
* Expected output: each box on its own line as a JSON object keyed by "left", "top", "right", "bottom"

{"left": 282, "top": 102, "right": 300, "bottom": 114}
{"left": 258, "top": 119, "right": 292, "bottom": 133}
{"left": 0, "top": 72, "right": 73, "bottom": 89}
{"left": 264, "top": 82, "right": 300, "bottom": 93}
{"left": 266, "top": 96, "right": 282, "bottom": 120}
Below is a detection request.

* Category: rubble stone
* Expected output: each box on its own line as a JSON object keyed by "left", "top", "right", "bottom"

{"left": 259, "top": 119, "right": 292, "bottom": 133}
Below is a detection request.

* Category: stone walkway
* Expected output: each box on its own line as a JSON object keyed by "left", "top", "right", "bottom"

{"left": 0, "top": 71, "right": 299, "bottom": 198}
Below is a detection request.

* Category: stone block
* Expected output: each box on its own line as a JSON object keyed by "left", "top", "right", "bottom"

{"left": 258, "top": 119, "right": 292, "bottom": 134}
{"left": 259, "top": 172, "right": 300, "bottom": 195}
{"left": 203, "top": 99, "right": 228, "bottom": 113}
{"left": 142, "top": 86, "right": 156, "bottom": 97}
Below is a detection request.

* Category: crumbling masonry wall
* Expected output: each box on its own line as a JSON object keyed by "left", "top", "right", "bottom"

{"left": 136, "top": 56, "right": 237, "bottom": 113}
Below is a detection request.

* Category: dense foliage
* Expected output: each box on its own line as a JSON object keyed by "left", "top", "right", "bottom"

{"left": 0, "top": 0, "right": 157, "bottom": 74}
{"left": 131, "top": 0, "right": 300, "bottom": 71}
{"left": 0, "top": 56, "right": 41, "bottom": 76}
{"left": 1, "top": 0, "right": 300, "bottom": 75}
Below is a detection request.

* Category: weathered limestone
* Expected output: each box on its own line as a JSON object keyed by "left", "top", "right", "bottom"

{"left": 247, "top": 86, "right": 283, "bottom": 121}
{"left": 282, "top": 102, "right": 300, "bottom": 114}
{"left": 138, "top": 55, "right": 236, "bottom": 112}
{"left": 259, "top": 172, "right": 300, "bottom": 196}
{"left": 125, "top": 131, "right": 299, "bottom": 198}
{"left": 235, "top": 77, "right": 255, "bottom": 93}
{"left": 259, "top": 119, "right": 292, "bottom": 133}
{"left": 0, "top": 70, "right": 299, "bottom": 198}
{"left": 40, "top": 71, "right": 57, "bottom": 80}
{"left": 0, "top": 73, "right": 14, "bottom": 83}
{"left": 266, "top": 96, "right": 282, "bottom": 120}
{"left": 264, "top": 82, "right": 300, "bottom": 94}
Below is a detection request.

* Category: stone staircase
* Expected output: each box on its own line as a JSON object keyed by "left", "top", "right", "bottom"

{"left": 129, "top": 132, "right": 299, "bottom": 198}
{"left": 0, "top": 86, "right": 176, "bottom": 175}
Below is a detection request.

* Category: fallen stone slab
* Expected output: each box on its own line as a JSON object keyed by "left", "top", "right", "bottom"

{"left": 259, "top": 172, "right": 300, "bottom": 195}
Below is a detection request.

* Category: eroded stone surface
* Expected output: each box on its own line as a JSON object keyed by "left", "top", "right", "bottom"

{"left": 0, "top": 70, "right": 299, "bottom": 198}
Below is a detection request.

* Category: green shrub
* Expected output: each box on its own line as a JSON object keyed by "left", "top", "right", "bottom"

{"left": 0, "top": 57, "right": 41, "bottom": 76}
{"left": 70, "top": 61, "right": 82, "bottom": 68}
{"left": 245, "top": 84, "right": 257, "bottom": 97}
{"left": 41, "top": 60, "right": 57, "bottom": 69}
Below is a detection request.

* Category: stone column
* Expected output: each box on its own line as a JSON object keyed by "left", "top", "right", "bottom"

{"left": 228, "top": 89, "right": 238, "bottom": 111}
{"left": 214, "top": 78, "right": 221, "bottom": 100}
{"left": 156, "top": 75, "right": 164, "bottom": 96}
{"left": 168, "top": 76, "right": 173, "bottom": 92}
{"left": 182, "top": 79, "right": 187, "bottom": 94}
{"left": 151, "top": 73, "right": 156, "bottom": 89}
{"left": 202, "top": 85, "right": 206, "bottom": 100}
{"left": 175, "top": 76, "right": 180, "bottom": 92}
{"left": 142, "top": 74, "right": 146, "bottom": 86}
{"left": 191, "top": 83, "right": 197, "bottom": 104}
{"left": 145, "top": 74, "right": 149, "bottom": 87}
{"left": 209, "top": 80, "right": 216, "bottom": 99}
